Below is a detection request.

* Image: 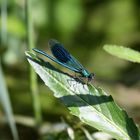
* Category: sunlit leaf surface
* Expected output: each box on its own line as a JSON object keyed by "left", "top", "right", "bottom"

{"left": 26, "top": 51, "right": 140, "bottom": 140}
{"left": 103, "top": 45, "right": 140, "bottom": 63}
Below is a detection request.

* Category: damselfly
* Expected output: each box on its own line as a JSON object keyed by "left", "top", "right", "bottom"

{"left": 33, "top": 39, "right": 94, "bottom": 82}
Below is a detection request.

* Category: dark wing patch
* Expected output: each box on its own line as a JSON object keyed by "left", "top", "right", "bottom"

{"left": 48, "top": 39, "right": 85, "bottom": 73}
{"left": 50, "top": 43, "right": 71, "bottom": 63}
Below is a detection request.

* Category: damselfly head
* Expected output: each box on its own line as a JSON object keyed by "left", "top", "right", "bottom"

{"left": 88, "top": 73, "right": 95, "bottom": 81}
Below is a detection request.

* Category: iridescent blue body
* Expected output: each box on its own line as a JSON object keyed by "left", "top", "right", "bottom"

{"left": 33, "top": 39, "right": 94, "bottom": 81}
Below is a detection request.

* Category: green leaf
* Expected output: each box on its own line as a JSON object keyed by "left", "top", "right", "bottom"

{"left": 25, "top": 51, "right": 140, "bottom": 140}
{"left": 103, "top": 45, "right": 140, "bottom": 63}
{"left": 0, "top": 63, "right": 19, "bottom": 140}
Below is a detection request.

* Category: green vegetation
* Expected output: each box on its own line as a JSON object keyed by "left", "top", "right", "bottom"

{"left": 104, "top": 45, "right": 140, "bottom": 63}
{"left": 0, "top": 0, "right": 140, "bottom": 139}
{"left": 26, "top": 51, "right": 140, "bottom": 140}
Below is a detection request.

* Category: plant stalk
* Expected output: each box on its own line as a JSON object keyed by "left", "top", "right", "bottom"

{"left": 26, "top": 0, "right": 42, "bottom": 126}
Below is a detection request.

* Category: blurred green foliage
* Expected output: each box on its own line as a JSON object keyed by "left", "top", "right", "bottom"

{"left": 0, "top": 0, "right": 140, "bottom": 139}
{"left": 104, "top": 45, "right": 140, "bottom": 63}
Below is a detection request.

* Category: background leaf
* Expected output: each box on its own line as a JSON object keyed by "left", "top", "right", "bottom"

{"left": 103, "top": 45, "right": 140, "bottom": 63}
{"left": 26, "top": 51, "right": 140, "bottom": 140}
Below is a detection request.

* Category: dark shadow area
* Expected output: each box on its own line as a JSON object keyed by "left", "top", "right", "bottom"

{"left": 119, "top": 63, "right": 140, "bottom": 86}
{"left": 125, "top": 112, "right": 140, "bottom": 140}
{"left": 59, "top": 94, "right": 113, "bottom": 107}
